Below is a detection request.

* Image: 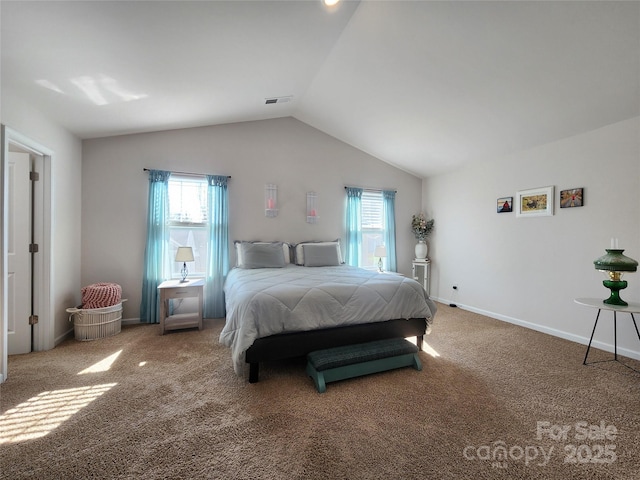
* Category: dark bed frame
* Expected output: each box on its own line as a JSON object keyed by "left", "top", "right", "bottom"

{"left": 244, "top": 317, "right": 427, "bottom": 383}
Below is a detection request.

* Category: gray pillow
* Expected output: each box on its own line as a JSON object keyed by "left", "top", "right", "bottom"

{"left": 295, "top": 240, "right": 343, "bottom": 265}
{"left": 239, "top": 242, "right": 286, "bottom": 269}
{"left": 303, "top": 244, "right": 341, "bottom": 267}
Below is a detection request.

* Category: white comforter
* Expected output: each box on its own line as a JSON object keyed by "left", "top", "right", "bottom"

{"left": 220, "top": 264, "right": 437, "bottom": 375}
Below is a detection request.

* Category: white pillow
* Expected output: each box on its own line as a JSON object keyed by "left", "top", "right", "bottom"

{"left": 235, "top": 241, "right": 291, "bottom": 266}
{"left": 295, "top": 240, "right": 343, "bottom": 266}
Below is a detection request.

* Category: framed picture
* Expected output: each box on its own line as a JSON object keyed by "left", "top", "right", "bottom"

{"left": 516, "top": 186, "right": 554, "bottom": 217}
{"left": 560, "top": 187, "right": 584, "bottom": 208}
{"left": 497, "top": 197, "right": 513, "bottom": 213}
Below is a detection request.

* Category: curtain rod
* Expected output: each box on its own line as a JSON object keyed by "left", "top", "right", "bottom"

{"left": 344, "top": 186, "right": 397, "bottom": 193}
{"left": 143, "top": 168, "right": 231, "bottom": 179}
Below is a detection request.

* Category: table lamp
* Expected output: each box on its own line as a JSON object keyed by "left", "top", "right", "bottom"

{"left": 374, "top": 245, "right": 387, "bottom": 273}
{"left": 175, "top": 247, "right": 194, "bottom": 283}
{"left": 593, "top": 241, "right": 638, "bottom": 306}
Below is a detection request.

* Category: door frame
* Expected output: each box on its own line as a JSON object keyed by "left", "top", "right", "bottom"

{"left": 1, "top": 125, "right": 53, "bottom": 382}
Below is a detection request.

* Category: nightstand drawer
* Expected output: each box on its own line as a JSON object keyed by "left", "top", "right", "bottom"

{"left": 164, "top": 286, "right": 200, "bottom": 300}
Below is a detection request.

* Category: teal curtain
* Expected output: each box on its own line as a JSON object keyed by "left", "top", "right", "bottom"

{"left": 345, "top": 187, "right": 363, "bottom": 266}
{"left": 204, "top": 175, "right": 229, "bottom": 318}
{"left": 383, "top": 190, "right": 397, "bottom": 272}
{"left": 140, "top": 170, "right": 171, "bottom": 324}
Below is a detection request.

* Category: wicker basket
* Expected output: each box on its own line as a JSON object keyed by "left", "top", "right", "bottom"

{"left": 67, "top": 300, "right": 126, "bottom": 341}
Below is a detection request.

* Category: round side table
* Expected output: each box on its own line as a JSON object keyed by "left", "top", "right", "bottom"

{"left": 574, "top": 297, "right": 640, "bottom": 368}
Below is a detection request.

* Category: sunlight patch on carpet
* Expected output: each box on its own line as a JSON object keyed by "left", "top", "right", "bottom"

{"left": 406, "top": 336, "right": 440, "bottom": 358}
{"left": 422, "top": 342, "right": 440, "bottom": 358}
{"left": 0, "top": 383, "right": 117, "bottom": 444}
{"left": 77, "top": 350, "right": 122, "bottom": 374}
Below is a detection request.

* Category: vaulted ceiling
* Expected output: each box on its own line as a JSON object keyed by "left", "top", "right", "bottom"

{"left": 2, "top": 1, "right": 638, "bottom": 177}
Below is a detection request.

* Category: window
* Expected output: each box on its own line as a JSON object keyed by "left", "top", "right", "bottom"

{"left": 345, "top": 187, "right": 396, "bottom": 271}
{"left": 141, "top": 170, "right": 229, "bottom": 323}
{"left": 360, "top": 191, "right": 385, "bottom": 269}
{"left": 168, "top": 176, "right": 208, "bottom": 279}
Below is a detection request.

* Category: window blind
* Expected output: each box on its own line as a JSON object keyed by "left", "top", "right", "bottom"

{"left": 168, "top": 176, "right": 208, "bottom": 225}
{"left": 361, "top": 191, "right": 383, "bottom": 230}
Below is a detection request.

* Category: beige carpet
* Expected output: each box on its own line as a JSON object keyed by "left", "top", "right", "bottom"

{"left": 1, "top": 303, "right": 639, "bottom": 480}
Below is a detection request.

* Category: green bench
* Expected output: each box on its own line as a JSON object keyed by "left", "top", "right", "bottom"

{"left": 306, "top": 337, "right": 422, "bottom": 393}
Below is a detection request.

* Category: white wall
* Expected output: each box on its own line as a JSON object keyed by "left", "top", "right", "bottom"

{"left": 1, "top": 95, "right": 83, "bottom": 345}
{"left": 424, "top": 117, "right": 640, "bottom": 359}
{"left": 81, "top": 117, "right": 423, "bottom": 320}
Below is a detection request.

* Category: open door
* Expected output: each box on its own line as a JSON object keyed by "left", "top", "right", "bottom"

{"left": 1, "top": 125, "right": 53, "bottom": 382}
{"left": 7, "top": 151, "right": 32, "bottom": 354}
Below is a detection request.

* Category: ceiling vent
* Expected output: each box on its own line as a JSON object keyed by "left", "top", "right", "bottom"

{"left": 265, "top": 95, "right": 293, "bottom": 105}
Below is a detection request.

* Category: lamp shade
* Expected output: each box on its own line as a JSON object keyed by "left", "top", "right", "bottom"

{"left": 374, "top": 245, "right": 387, "bottom": 258}
{"left": 175, "top": 246, "right": 194, "bottom": 262}
{"left": 593, "top": 249, "right": 638, "bottom": 272}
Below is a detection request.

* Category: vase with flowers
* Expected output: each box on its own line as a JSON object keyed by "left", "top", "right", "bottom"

{"left": 411, "top": 213, "right": 434, "bottom": 260}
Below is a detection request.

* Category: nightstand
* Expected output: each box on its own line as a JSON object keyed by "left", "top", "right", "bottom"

{"left": 158, "top": 278, "right": 204, "bottom": 335}
{"left": 411, "top": 259, "right": 430, "bottom": 295}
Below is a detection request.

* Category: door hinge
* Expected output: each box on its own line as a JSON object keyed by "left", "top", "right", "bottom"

{"left": 29, "top": 315, "right": 39, "bottom": 325}
{"left": 29, "top": 243, "right": 39, "bottom": 253}
{"left": 30, "top": 171, "right": 40, "bottom": 181}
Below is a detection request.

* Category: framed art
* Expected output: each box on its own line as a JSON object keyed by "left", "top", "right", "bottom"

{"left": 516, "top": 186, "right": 554, "bottom": 217}
{"left": 560, "top": 187, "right": 583, "bottom": 208}
{"left": 497, "top": 197, "right": 513, "bottom": 213}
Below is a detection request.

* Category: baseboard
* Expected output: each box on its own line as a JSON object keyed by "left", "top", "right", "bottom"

{"left": 55, "top": 328, "right": 74, "bottom": 346}
{"left": 431, "top": 296, "right": 640, "bottom": 361}
{"left": 122, "top": 317, "right": 143, "bottom": 326}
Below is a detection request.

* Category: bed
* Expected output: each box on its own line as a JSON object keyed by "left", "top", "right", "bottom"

{"left": 219, "top": 241, "right": 437, "bottom": 382}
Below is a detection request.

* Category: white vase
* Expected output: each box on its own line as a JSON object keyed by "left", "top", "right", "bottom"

{"left": 415, "top": 240, "right": 428, "bottom": 260}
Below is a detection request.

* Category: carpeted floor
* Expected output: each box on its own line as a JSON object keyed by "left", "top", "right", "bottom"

{"left": 1, "top": 303, "right": 639, "bottom": 479}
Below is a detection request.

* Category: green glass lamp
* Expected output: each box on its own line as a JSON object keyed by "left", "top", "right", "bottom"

{"left": 593, "top": 244, "right": 638, "bottom": 306}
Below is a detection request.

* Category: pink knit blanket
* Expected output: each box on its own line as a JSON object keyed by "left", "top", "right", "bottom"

{"left": 81, "top": 283, "right": 122, "bottom": 309}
